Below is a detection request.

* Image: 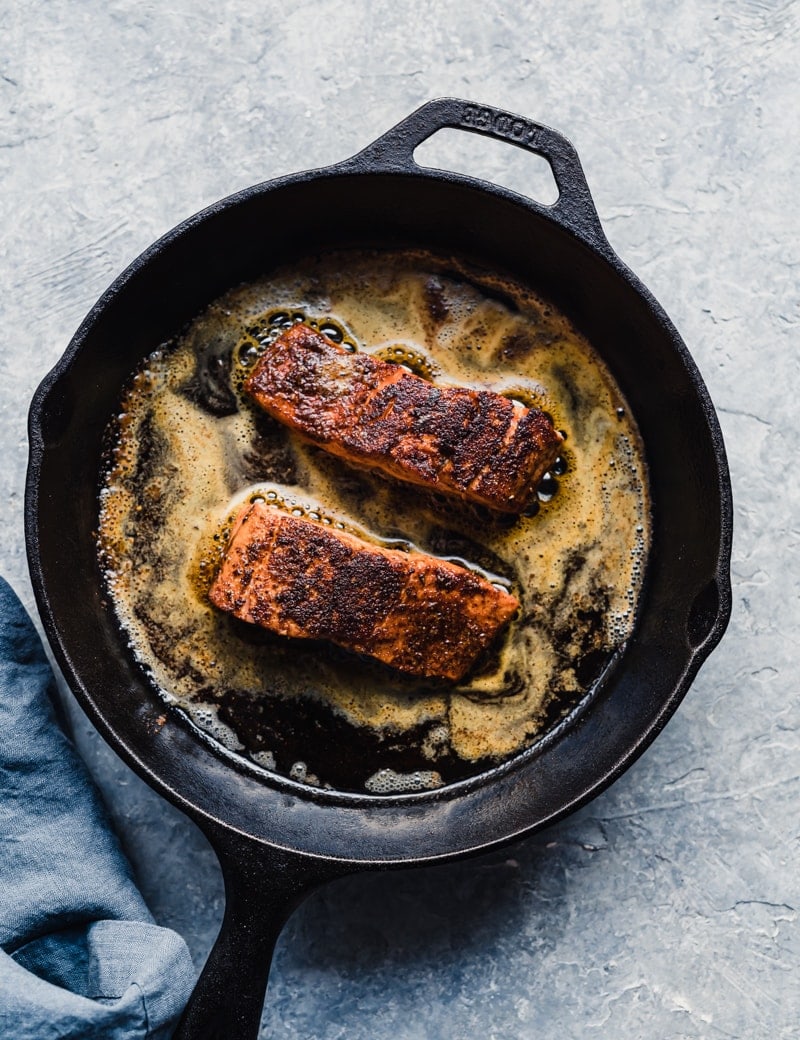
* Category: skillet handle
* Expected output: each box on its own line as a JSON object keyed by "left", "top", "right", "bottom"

{"left": 173, "top": 826, "right": 350, "bottom": 1040}
{"left": 346, "top": 97, "right": 610, "bottom": 252}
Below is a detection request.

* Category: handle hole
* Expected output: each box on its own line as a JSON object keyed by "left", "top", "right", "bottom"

{"left": 413, "top": 128, "right": 559, "bottom": 207}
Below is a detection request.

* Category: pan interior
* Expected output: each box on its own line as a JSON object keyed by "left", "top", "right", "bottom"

{"left": 27, "top": 171, "right": 728, "bottom": 858}
{"left": 95, "top": 246, "right": 650, "bottom": 796}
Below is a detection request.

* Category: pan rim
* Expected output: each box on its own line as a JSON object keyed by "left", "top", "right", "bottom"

{"left": 25, "top": 162, "right": 733, "bottom": 861}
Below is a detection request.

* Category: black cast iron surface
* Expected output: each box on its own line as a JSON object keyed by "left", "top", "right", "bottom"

{"left": 25, "top": 98, "right": 732, "bottom": 1039}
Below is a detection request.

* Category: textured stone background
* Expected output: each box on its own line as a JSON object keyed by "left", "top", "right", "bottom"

{"left": 1, "top": 1, "right": 798, "bottom": 1037}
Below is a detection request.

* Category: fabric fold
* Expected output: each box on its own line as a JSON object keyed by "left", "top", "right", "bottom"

{"left": 0, "top": 577, "right": 196, "bottom": 1038}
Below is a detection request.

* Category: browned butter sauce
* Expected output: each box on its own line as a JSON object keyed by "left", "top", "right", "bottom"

{"left": 98, "top": 250, "right": 650, "bottom": 794}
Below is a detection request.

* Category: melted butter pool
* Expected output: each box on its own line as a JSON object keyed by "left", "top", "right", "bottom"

{"left": 98, "top": 249, "right": 650, "bottom": 794}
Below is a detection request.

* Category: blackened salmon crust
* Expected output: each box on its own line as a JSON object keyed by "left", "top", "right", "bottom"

{"left": 245, "top": 324, "right": 562, "bottom": 513}
{"left": 209, "top": 503, "right": 519, "bottom": 681}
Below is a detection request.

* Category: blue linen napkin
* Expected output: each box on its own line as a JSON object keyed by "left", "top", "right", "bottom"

{"left": 0, "top": 576, "right": 196, "bottom": 1038}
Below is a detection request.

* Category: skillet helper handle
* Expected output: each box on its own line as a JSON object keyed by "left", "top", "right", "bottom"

{"left": 349, "top": 96, "right": 609, "bottom": 251}
{"left": 173, "top": 830, "right": 347, "bottom": 1040}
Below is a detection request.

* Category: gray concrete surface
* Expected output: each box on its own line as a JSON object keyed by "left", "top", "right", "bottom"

{"left": 1, "top": 1, "right": 798, "bottom": 1037}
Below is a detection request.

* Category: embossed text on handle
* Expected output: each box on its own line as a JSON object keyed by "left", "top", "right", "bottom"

{"left": 459, "top": 104, "right": 540, "bottom": 147}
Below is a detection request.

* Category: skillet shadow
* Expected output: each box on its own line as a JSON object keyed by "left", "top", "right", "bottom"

{"left": 255, "top": 791, "right": 626, "bottom": 1038}
{"left": 270, "top": 800, "right": 613, "bottom": 982}
{"left": 61, "top": 672, "right": 620, "bottom": 1004}
{"left": 58, "top": 674, "right": 604, "bottom": 978}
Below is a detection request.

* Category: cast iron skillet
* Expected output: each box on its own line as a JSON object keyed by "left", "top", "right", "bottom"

{"left": 26, "top": 98, "right": 732, "bottom": 1038}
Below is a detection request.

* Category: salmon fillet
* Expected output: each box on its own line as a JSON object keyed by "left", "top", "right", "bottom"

{"left": 245, "top": 324, "right": 562, "bottom": 513}
{"left": 208, "top": 502, "right": 519, "bottom": 681}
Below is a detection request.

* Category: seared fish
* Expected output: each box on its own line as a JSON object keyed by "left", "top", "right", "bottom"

{"left": 209, "top": 502, "right": 519, "bottom": 681}
{"left": 245, "top": 324, "right": 562, "bottom": 513}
